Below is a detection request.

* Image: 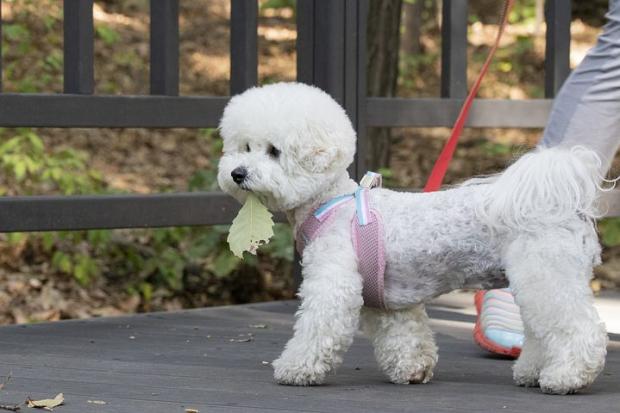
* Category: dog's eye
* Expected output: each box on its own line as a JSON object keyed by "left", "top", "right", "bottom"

{"left": 245, "top": 143, "right": 251, "bottom": 153}
{"left": 268, "top": 145, "right": 281, "bottom": 159}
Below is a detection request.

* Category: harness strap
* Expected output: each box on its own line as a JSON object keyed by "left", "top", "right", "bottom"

{"left": 352, "top": 172, "right": 386, "bottom": 309}
{"left": 295, "top": 193, "right": 353, "bottom": 254}
{"left": 295, "top": 172, "right": 387, "bottom": 309}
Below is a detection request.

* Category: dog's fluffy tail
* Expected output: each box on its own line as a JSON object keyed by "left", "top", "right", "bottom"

{"left": 475, "top": 145, "right": 609, "bottom": 232}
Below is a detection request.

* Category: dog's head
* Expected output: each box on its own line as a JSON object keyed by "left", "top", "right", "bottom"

{"left": 217, "top": 82, "right": 356, "bottom": 211}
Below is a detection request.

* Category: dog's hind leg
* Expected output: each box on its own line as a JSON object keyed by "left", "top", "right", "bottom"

{"left": 360, "top": 305, "right": 438, "bottom": 384}
{"left": 503, "top": 231, "right": 608, "bottom": 395}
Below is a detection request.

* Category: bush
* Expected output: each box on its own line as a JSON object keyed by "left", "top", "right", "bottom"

{"left": 0, "top": 127, "right": 294, "bottom": 306}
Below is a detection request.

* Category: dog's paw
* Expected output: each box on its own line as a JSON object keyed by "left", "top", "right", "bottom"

{"left": 539, "top": 376, "right": 583, "bottom": 395}
{"left": 538, "top": 365, "right": 597, "bottom": 395}
{"left": 407, "top": 363, "right": 434, "bottom": 385}
{"left": 512, "top": 358, "right": 540, "bottom": 388}
{"left": 513, "top": 372, "right": 540, "bottom": 388}
{"left": 384, "top": 352, "right": 437, "bottom": 385}
{"left": 537, "top": 327, "right": 607, "bottom": 395}
{"left": 272, "top": 356, "right": 329, "bottom": 386}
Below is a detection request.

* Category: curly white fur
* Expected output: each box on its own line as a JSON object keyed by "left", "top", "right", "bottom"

{"left": 217, "top": 82, "right": 608, "bottom": 395}
{"left": 474, "top": 145, "right": 604, "bottom": 232}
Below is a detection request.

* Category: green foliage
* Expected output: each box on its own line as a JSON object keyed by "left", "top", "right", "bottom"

{"left": 598, "top": 218, "right": 620, "bottom": 247}
{"left": 377, "top": 167, "right": 398, "bottom": 188}
{"left": 2, "top": 3, "right": 63, "bottom": 93}
{"left": 398, "top": 52, "right": 439, "bottom": 97}
{"left": 3, "top": 23, "right": 30, "bottom": 43}
{"left": 261, "top": 0, "right": 296, "bottom": 12}
{"left": 0, "top": 2, "right": 292, "bottom": 305}
{"left": 51, "top": 251, "right": 98, "bottom": 286}
{"left": 0, "top": 129, "right": 104, "bottom": 195}
{"left": 263, "top": 224, "right": 294, "bottom": 261}
{"left": 508, "top": 0, "right": 537, "bottom": 25}
{"left": 95, "top": 24, "right": 121, "bottom": 45}
{"left": 0, "top": 125, "right": 108, "bottom": 284}
{"left": 0, "top": 127, "right": 293, "bottom": 300}
{"left": 479, "top": 141, "right": 514, "bottom": 157}
{"left": 188, "top": 129, "right": 221, "bottom": 192}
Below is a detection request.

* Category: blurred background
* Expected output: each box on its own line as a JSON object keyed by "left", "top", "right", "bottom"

{"left": 0, "top": 0, "right": 616, "bottom": 324}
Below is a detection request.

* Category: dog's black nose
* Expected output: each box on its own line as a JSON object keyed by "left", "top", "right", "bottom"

{"left": 231, "top": 167, "right": 248, "bottom": 185}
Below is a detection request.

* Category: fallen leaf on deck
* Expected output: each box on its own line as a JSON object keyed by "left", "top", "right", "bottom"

{"left": 185, "top": 409, "right": 199, "bottom": 413}
{"left": 0, "top": 403, "right": 21, "bottom": 412}
{"left": 229, "top": 336, "right": 254, "bottom": 343}
{"left": 26, "top": 393, "right": 64, "bottom": 410}
{"left": 87, "top": 400, "right": 106, "bottom": 405}
{"left": 0, "top": 373, "right": 12, "bottom": 391}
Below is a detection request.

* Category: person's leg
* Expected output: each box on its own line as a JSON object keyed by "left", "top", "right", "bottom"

{"left": 476, "top": 0, "right": 620, "bottom": 357}
{"left": 542, "top": 0, "right": 620, "bottom": 172}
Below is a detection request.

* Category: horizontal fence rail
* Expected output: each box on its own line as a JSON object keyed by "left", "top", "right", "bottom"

{"left": 0, "top": 188, "right": 617, "bottom": 233}
{"left": 0, "top": 94, "right": 227, "bottom": 128}
{"left": 367, "top": 98, "right": 554, "bottom": 128}
{"left": 0, "top": 193, "right": 286, "bottom": 232}
{"left": 0, "top": 94, "right": 555, "bottom": 129}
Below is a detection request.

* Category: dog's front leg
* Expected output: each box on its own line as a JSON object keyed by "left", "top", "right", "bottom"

{"left": 273, "top": 241, "right": 363, "bottom": 386}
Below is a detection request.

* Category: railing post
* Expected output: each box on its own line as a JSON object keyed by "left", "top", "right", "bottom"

{"left": 346, "top": 0, "right": 368, "bottom": 180}
{"left": 63, "top": 0, "right": 94, "bottom": 94}
{"left": 441, "top": 0, "right": 468, "bottom": 98}
{"left": 150, "top": 0, "right": 180, "bottom": 96}
{"left": 545, "top": 0, "right": 571, "bottom": 97}
{"left": 230, "top": 0, "right": 258, "bottom": 95}
{"left": 296, "top": 0, "right": 315, "bottom": 85}
{"left": 0, "top": 0, "right": 3, "bottom": 93}
{"left": 296, "top": 0, "right": 367, "bottom": 179}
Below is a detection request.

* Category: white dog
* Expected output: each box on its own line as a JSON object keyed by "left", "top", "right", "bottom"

{"left": 217, "top": 82, "right": 608, "bottom": 395}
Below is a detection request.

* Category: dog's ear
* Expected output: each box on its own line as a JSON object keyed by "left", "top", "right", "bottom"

{"left": 298, "top": 144, "right": 342, "bottom": 173}
{"left": 293, "top": 122, "right": 353, "bottom": 174}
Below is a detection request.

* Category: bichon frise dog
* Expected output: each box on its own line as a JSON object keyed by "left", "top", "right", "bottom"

{"left": 217, "top": 82, "right": 608, "bottom": 395}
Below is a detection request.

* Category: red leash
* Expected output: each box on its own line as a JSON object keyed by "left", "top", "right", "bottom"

{"left": 424, "top": 0, "right": 516, "bottom": 192}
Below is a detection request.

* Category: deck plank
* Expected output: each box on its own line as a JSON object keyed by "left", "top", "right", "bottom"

{"left": 0, "top": 297, "right": 616, "bottom": 412}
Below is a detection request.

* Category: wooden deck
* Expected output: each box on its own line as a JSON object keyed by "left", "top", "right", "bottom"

{"left": 0, "top": 293, "right": 617, "bottom": 413}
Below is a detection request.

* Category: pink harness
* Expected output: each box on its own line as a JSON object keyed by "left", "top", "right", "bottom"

{"left": 296, "top": 172, "right": 387, "bottom": 309}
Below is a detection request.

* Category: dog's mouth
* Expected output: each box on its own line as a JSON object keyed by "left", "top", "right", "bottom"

{"left": 242, "top": 186, "right": 272, "bottom": 207}
{"left": 233, "top": 178, "right": 273, "bottom": 207}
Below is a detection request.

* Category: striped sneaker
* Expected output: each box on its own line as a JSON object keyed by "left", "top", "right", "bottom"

{"left": 473, "top": 288, "right": 523, "bottom": 358}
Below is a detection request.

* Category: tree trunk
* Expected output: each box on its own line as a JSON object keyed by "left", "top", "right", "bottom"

{"left": 535, "top": 0, "right": 544, "bottom": 35}
{"left": 367, "top": 0, "right": 403, "bottom": 171}
{"left": 401, "top": 0, "right": 423, "bottom": 56}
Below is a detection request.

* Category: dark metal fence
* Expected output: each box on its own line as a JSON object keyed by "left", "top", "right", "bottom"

{"left": 0, "top": 0, "right": 616, "bottom": 234}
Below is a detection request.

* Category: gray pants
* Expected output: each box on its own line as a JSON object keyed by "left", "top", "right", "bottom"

{"left": 542, "top": 0, "right": 620, "bottom": 173}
